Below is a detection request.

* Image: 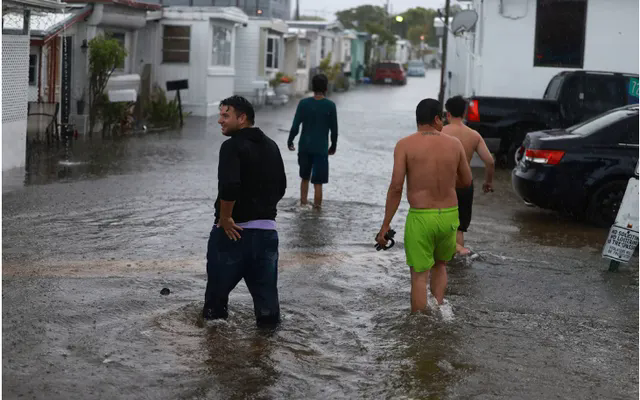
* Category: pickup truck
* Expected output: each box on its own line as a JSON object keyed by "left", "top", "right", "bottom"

{"left": 464, "top": 70, "right": 639, "bottom": 167}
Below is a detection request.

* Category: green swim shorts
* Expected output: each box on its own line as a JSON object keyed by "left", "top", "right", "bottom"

{"left": 404, "top": 207, "right": 460, "bottom": 272}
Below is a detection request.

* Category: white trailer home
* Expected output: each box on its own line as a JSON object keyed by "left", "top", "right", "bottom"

{"left": 233, "top": 17, "right": 288, "bottom": 105}
{"left": 154, "top": 6, "right": 249, "bottom": 117}
{"left": 445, "top": 0, "right": 639, "bottom": 100}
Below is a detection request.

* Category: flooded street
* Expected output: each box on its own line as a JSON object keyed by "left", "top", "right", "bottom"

{"left": 3, "top": 71, "right": 638, "bottom": 399}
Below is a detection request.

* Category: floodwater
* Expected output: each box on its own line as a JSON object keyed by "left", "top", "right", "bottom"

{"left": 3, "top": 71, "right": 638, "bottom": 399}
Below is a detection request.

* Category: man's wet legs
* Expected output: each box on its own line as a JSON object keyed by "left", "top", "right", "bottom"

{"left": 456, "top": 231, "right": 470, "bottom": 255}
{"left": 300, "top": 179, "right": 309, "bottom": 205}
{"left": 300, "top": 180, "right": 323, "bottom": 208}
{"left": 244, "top": 230, "right": 281, "bottom": 327}
{"left": 203, "top": 228, "right": 244, "bottom": 320}
{"left": 410, "top": 267, "right": 429, "bottom": 313}
{"left": 430, "top": 260, "right": 447, "bottom": 304}
{"left": 313, "top": 184, "right": 323, "bottom": 208}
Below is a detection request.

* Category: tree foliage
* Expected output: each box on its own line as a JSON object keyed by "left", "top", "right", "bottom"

{"left": 336, "top": 4, "right": 462, "bottom": 48}
{"left": 395, "top": 7, "right": 438, "bottom": 46}
{"left": 336, "top": 5, "right": 398, "bottom": 46}
{"left": 336, "top": 5, "right": 387, "bottom": 30}
{"left": 365, "top": 22, "right": 396, "bottom": 45}
{"left": 88, "top": 34, "right": 127, "bottom": 136}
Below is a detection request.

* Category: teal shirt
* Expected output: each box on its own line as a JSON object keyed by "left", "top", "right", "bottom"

{"left": 288, "top": 97, "right": 338, "bottom": 155}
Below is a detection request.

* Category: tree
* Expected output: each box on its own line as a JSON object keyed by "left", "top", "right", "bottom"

{"left": 336, "top": 5, "right": 387, "bottom": 30}
{"left": 88, "top": 35, "right": 127, "bottom": 136}
{"left": 398, "top": 7, "right": 437, "bottom": 46}
{"left": 407, "top": 25, "right": 427, "bottom": 47}
{"left": 365, "top": 22, "right": 396, "bottom": 46}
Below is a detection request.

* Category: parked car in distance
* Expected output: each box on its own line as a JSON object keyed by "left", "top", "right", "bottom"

{"left": 406, "top": 60, "right": 426, "bottom": 77}
{"left": 373, "top": 62, "right": 407, "bottom": 85}
{"left": 512, "top": 104, "right": 639, "bottom": 227}
{"left": 465, "top": 70, "right": 639, "bottom": 167}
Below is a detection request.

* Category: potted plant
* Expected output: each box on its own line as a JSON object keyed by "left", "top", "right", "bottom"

{"left": 270, "top": 72, "right": 295, "bottom": 96}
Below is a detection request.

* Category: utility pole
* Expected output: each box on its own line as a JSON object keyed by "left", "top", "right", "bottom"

{"left": 295, "top": 0, "right": 300, "bottom": 20}
{"left": 437, "top": 0, "right": 450, "bottom": 108}
{"left": 385, "top": 0, "right": 390, "bottom": 30}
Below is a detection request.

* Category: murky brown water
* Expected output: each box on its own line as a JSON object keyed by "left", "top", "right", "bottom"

{"left": 3, "top": 73, "right": 638, "bottom": 399}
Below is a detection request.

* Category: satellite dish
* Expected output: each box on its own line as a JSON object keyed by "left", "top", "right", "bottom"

{"left": 451, "top": 10, "right": 478, "bottom": 35}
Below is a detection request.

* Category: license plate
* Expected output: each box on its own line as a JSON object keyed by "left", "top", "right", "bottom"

{"left": 384, "top": 78, "right": 392, "bottom": 83}
{"left": 602, "top": 226, "right": 639, "bottom": 263}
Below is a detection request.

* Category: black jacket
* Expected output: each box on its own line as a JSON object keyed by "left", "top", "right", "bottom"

{"left": 214, "top": 127, "right": 287, "bottom": 224}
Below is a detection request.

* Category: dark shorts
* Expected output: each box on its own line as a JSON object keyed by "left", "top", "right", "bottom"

{"left": 298, "top": 152, "right": 329, "bottom": 184}
{"left": 203, "top": 227, "right": 280, "bottom": 327}
{"left": 456, "top": 182, "right": 474, "bottom": 232}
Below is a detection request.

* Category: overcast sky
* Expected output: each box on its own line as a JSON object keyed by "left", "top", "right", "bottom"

{"left": 297, "top": 0, "right": 467, "bottom": 20}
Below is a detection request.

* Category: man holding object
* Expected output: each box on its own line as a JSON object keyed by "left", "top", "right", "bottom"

{"left": 376, "top": 99, "right": 472, "bottom": 313}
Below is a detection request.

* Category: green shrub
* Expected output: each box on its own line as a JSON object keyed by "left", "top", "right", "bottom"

{"left": 146, "top": 86, "right": 186, "bottom": 129}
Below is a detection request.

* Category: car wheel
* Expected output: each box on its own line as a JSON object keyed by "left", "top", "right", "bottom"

{"left": 497, "top": 142, "right": 519, "bottom": 169}
{"left": 514, "top": 145, "right": 525, "bottom": 166}
{"left": 587, "top": 180, "right": 627, "bottom": 228}
{"left": 505, "top": 141, "right": 521, "bottom": 169}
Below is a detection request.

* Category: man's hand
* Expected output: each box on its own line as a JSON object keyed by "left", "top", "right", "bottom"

{"left": 217, "top": 217, "right": 243, "bottom": 241}
{"left": 376, "top": 225, "right": 391, "bottom": 248}
{"left": 328, "top": 146, "right": 336, "bottom": 156}
{"left": 483, "top": 182, "right": 494, "bottom": 193}
{"left": 288, "top": 143, "right": 295, "bottom": 152}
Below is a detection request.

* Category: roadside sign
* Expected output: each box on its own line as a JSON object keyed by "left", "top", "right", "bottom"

{"left": 166, "top": 79, "right": 188, "bottom": 92}
{"left": 603, "top": 226, "right": 639, "bottom": 263}
{"left": 165, "top": 79, "right": 188, "bottom": 127}
{"left": 602, "top": 173, "right": 639, "bottom": 266}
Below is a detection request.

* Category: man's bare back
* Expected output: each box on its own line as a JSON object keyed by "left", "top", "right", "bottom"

{"left": 396, "top": 132, "right": 472, "bottom": 209}
{"left": 441, "top": 122, "right": 483, "bottom": 163}
{"left": 442, "top": 119, "right": 495, "bottom": 193}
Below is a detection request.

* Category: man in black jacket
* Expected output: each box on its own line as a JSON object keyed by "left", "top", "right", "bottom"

{"left": 203, "top": 96, "right": 287, "bottom": 327}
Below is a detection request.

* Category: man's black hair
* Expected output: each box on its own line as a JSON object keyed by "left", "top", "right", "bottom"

{"left": 445, "top": 95, "right": 467, "bottom": 118}
{"left": 312, "top": 74, "right": 329, "bottom": 94}
{"left": 416, "top": 98, "right": 442, "bottom": 126}
{"left": 220, "top": 95, "right": 255, "bottom": 125}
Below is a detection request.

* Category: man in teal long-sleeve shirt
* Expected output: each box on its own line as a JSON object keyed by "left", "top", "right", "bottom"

{"left": 288, "top": 74, "right": 338, "bottom": 208}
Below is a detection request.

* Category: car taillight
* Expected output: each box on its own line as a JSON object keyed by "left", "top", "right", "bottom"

{"left": 524, "top": 149, "right": 565, "bottom": 165}
{"left": 467, "top": 100, "right": 480, "bottom": 122}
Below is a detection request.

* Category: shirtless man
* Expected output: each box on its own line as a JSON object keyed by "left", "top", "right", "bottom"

{"left": 376, "top": 98, "right": 472, "bottom": 313}
{"left": 442, "top": 96, "right": 495, "bottom": 255}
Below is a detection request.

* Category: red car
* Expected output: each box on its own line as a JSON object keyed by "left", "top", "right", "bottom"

{"left": 373, "top": 62, "right": 407, "bottom": 85}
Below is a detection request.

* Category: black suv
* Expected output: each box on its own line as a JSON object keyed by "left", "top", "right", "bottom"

{"left": 512, "top": 104, "right": 639, "bottom": 227}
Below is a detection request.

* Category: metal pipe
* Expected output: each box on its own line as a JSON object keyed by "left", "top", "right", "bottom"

{"left": 437, "top": 0, "right": 450, "bottom": 107}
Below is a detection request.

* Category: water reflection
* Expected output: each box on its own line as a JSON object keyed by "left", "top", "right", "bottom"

{"left": 203, "top": 322, "right": 279, "bottom": 399}
{"left": 19, "top": 123, "right": 203, "bottom": 187}
{"left": 512, "top": 208, "right": 607, "bottom": 249}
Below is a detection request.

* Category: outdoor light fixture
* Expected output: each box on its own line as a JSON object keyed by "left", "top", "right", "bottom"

{"left": 81, "top": 39, "right": 88, "bottom": 53}
{"left": 257, "top": 9, "right": 263, "bottom": 15}
{"left": 395, "top": 16, "right": 404, "bottom": 22}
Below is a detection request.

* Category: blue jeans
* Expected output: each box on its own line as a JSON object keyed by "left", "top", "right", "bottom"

{"left": 203, "top": 227, "right": 280, "bottom": 326}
